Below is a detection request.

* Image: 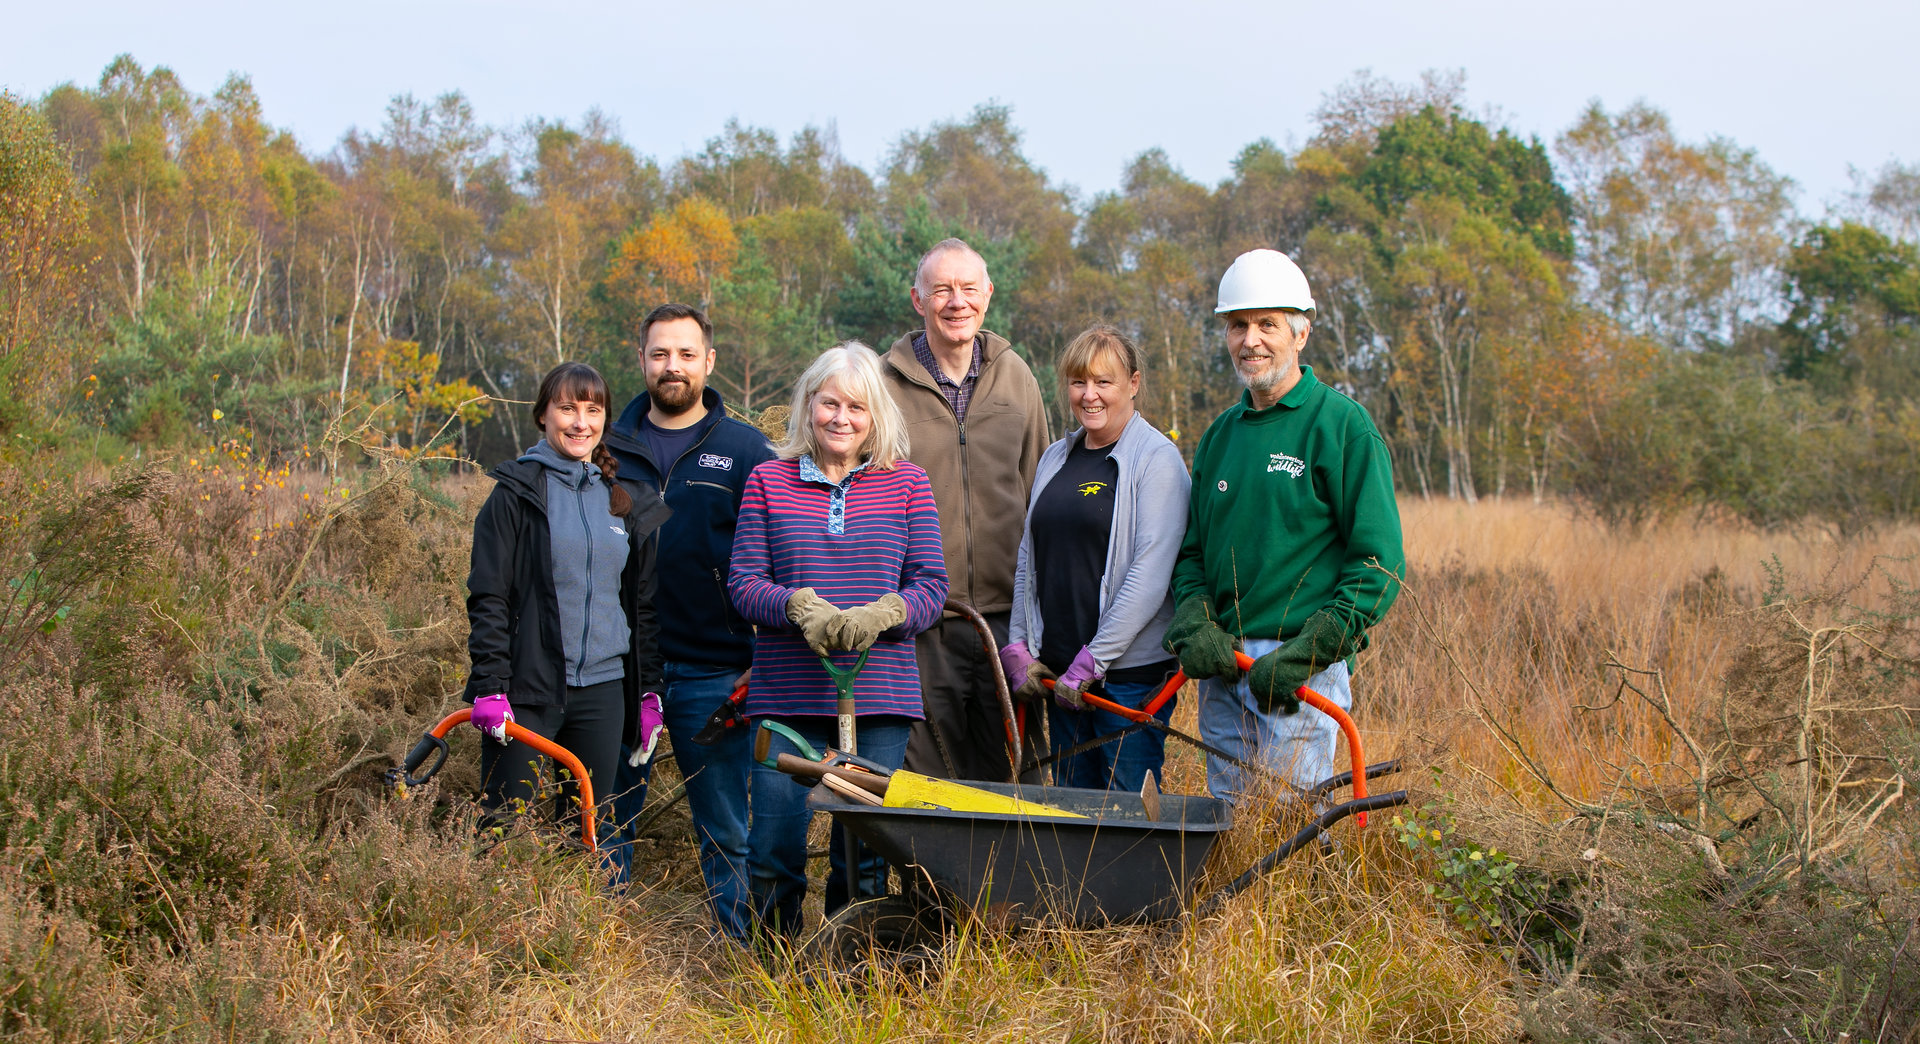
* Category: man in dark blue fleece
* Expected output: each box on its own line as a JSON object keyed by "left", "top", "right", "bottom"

{"left": 602, "top": 303, "right": 774, "bottom": 942}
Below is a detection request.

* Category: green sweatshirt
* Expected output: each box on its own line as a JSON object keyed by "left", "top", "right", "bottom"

{"left": 1170, "top": 366, "right": 1405, "bottom": 642}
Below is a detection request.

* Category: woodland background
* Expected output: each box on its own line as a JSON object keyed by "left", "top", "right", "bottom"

{"left": 2, "top": 56, "right": 1919, "bottom": 1043}
{"left": 4, "top": 59, "right": 1918, "bottom": 530}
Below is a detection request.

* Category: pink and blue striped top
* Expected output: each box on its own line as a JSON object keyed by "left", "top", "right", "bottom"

{"left": 729, "top": 456, "right": 950, "bottom": 718}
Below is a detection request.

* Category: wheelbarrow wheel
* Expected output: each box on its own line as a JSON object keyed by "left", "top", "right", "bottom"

{"left": 799, "top": 894, "right": 951, "bottom": 977}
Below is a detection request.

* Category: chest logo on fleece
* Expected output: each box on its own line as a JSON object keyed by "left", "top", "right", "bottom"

{"left": 1267, "top": 452, "right": 1306, "bottom": 477}
{"left": 1075, "top": 481, "right": 1108, "bottom": 497}
{"left": 698, "top": 453, "right": 734, "bottom": 471}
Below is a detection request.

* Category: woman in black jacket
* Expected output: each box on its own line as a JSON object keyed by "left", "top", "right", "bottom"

{"left": 464, "top": 362, "right": 671, "bottom": 838}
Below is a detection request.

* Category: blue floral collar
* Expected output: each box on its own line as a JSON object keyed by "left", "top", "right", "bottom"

{"left": 797, "top": 455, "right": 869, "bottom": 535}
{"left": 798, "top": 454, "right": 869, "bottom": 488}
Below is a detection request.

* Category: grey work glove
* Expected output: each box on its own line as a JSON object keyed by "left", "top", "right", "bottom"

{"left": 827, "top": 592, "right": 909, "bottom": 652}
{"left": 786, "top": 588, "right": 840, "bottom": 657}
{"left": 1247, "top": 609, "right": 1366, "bottom": 714}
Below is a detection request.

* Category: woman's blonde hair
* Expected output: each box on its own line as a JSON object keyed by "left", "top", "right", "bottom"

{"left": 776, "top": 342, "right": 910, "bottom": 469}
{"left": 1058, "top": 324, "right": 1144, "bottom": 393}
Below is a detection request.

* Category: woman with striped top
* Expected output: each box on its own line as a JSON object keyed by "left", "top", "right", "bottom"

{"left": 729, "top": 342, "right": 949, "bottom": 936}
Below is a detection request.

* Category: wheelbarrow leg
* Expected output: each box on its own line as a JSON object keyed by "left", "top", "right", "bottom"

{"left": 800, "top": 888, "right": 954, "bottom": 978}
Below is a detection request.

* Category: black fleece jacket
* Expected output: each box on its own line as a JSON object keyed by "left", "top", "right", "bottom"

{"left": 464, "top": 455, "right": 672, "bottom": 747}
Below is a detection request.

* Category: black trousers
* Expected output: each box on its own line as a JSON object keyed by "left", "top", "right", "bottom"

{"left": 478, "top": 679, "right": 624, "bottom": 833}
{"left": 903, "top": 613, "right": 1044, "bottom": 783}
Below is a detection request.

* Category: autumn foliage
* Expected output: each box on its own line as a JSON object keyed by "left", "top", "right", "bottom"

{"left": 3, "top": 60, "right": 1913, "bottom": 526}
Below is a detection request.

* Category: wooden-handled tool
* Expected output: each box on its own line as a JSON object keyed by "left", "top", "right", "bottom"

{"left": 773, "top": 752, "right": 891, "bottom": 796}
{"left": 820, "top": 773, "right": 883, "bottom": 805}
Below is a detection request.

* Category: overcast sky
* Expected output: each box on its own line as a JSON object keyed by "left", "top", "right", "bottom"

{"left": 6, "top": 0, "right": 1916, "bottom": 216}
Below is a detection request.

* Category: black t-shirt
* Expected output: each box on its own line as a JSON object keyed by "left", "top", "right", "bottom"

{"left": 1030, "top": 435, "right": 1179, "bottom": 688}
{"left": 640, "top": 415, "right": 703, "bottom": 476}
{"left": 1031, "top": 436, "right": 1120, "bottom": 674}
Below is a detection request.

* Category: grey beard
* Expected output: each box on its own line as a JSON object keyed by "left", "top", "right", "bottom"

{"left": 1237, "top": 362, "right": 1292, "bottom": 394}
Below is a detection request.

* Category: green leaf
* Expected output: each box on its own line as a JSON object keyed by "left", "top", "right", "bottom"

{"left": 40, "top": 605, "right": 71, "bottom": 635}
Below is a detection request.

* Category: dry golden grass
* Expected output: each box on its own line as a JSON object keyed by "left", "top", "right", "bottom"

{"left": 403, "top": 499, "right": 1920, "bottom": 1042}
{"left": 8, "top": 475, "right": 1916, "bottom": 1043}
{"left": 1374, "top": 497, "right": 1920, "bottom": 791}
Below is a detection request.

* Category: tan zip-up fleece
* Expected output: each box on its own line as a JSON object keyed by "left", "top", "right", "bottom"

{"left": 884, "top": 331, "right": 1050, "bottom": 615}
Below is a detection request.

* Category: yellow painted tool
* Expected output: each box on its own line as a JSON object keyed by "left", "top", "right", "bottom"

{"left": 880, "top": 770, "right": 1087, "bottom": 818}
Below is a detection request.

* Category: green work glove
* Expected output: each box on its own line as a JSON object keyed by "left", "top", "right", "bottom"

{"left": 1163, "top": 596, "right": 1242, "bottom": 683}
{"left": 827, "top": 592, "right": 909, "bottom": 652}
{"left": 786, "top": 588, "right": 840, "bottom": 657}
{"left": 1246, "top": 610, "right": 1365, "bottom": 714}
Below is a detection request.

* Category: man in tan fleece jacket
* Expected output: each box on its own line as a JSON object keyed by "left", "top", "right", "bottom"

{"left": 884, "top": 238, "right": 1050, "bottom": 781}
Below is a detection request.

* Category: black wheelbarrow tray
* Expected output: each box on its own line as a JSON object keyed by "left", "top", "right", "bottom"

{"left": 808, "top": 780, "right": 1233, "bottom": 928}
{"left": 773, "top": 634, "right": 1407, "bottom": 965}
{"left": 798, "top": 759, "right": 1407, "bottom": 968}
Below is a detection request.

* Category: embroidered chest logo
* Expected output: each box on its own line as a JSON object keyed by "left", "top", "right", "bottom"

{"left": 698, "top": 453, "right": 733, "bottom": 471}
{"left": 609, "top": 526, "right": 626, "bottom": 536}
{"left": 1076, "top": 481, "right": 1108, "bottom": 497}
{"left": 1268, "top": 452, "right": 1306, "bottom": 477}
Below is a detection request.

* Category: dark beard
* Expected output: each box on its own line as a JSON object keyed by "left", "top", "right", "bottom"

{"left": 650, "top": 378, "right": 700, "bottom": 415}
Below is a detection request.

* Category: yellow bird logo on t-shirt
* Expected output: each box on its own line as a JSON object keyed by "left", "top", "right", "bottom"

{"left": 1076, "top": 481, "right": 1108, "bottom": 497}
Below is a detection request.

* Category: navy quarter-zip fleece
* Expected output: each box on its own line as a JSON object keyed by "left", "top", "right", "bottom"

{"left": 604, "top": 387, "right": 774, "bottom": 668}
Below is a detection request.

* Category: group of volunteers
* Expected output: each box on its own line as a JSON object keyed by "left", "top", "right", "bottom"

{"left": 461, "top": 240, "right": 1406, "bottom": 943}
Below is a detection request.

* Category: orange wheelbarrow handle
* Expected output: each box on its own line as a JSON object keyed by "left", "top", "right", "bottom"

{"left": 1048, "top": 649, "right": 1374, "bottom": 826}
{"left": 391, "top": 708, "right": 599, "bottom": 850}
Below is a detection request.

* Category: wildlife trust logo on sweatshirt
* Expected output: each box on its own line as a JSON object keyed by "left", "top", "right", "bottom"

{"left": 1267, "top": 452, "right": 1306, "bottom": 477}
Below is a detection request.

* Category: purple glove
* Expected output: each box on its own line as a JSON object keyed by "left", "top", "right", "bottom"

{"left": 998, "top": 641, "right": 1054, "bottom": 699}
{"left": 471, "top": 693, "right": 514, "bottom": 744}
{"left": 628, "top": 691, "right": 665, "bottom": 767}
{"left": 1053, "top": 647, "right": 1102, "bottom": 711}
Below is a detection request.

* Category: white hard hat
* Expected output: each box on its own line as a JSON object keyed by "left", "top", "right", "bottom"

{"left": 1215, "top": 249, "right": 1315, "bottom": 316}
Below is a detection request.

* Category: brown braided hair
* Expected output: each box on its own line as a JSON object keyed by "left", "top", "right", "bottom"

{"left": 532, "top": 362, "right": 633, "bottom": 517}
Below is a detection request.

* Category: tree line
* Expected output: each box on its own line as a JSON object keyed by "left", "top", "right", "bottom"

{"left": 3, "top": 59, "right": 1916, "bottom": 528}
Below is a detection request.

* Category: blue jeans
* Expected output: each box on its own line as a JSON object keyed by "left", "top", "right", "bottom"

{"left": 1197, "top": 636, "right": 1353, "bottom": 801}
{"left": 1048, "top": 675, "right": 1176, "bottom": 793}
{"left": 748, "top": 715, "right": 912, "bottom": 939}
{"left": 607, "top": 663, "right": 753, "bottom": 942}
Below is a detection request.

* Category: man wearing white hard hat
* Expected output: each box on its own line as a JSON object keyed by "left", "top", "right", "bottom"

{"left": 1163, "top": 248, "right": 1405, "bottom": 799}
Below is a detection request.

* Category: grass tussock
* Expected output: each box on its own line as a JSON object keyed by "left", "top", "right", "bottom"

{"left": 706, "top": 833, "right": 1516, "bottom": 1043}
{"left": 2, "top": 446, "right": 1917, "bottom": 1042}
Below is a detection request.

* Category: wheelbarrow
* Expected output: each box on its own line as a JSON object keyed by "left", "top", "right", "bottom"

{"left": 788, "top": 652, "right": 1409, "bottom": 970}
{"left": 387, "top": 708, "right": 602, "bottom": 850}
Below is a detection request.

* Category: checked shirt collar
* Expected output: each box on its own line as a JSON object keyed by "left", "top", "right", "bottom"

{"left": 911, "top": 331, "right": 984, "bottom": 423}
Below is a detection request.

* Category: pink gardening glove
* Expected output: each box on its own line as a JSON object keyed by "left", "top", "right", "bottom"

{"left": 1053, "top": 647, "right": 1102, "bottom": 711}
{"left": 998, "top": 641, "right": 1054, "bottom": 699}
{"left": 629, "top": 691, "right": 666, "bottom": 767}
{"left": 471, "top": 693, "right": 514, "bottom": 744}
